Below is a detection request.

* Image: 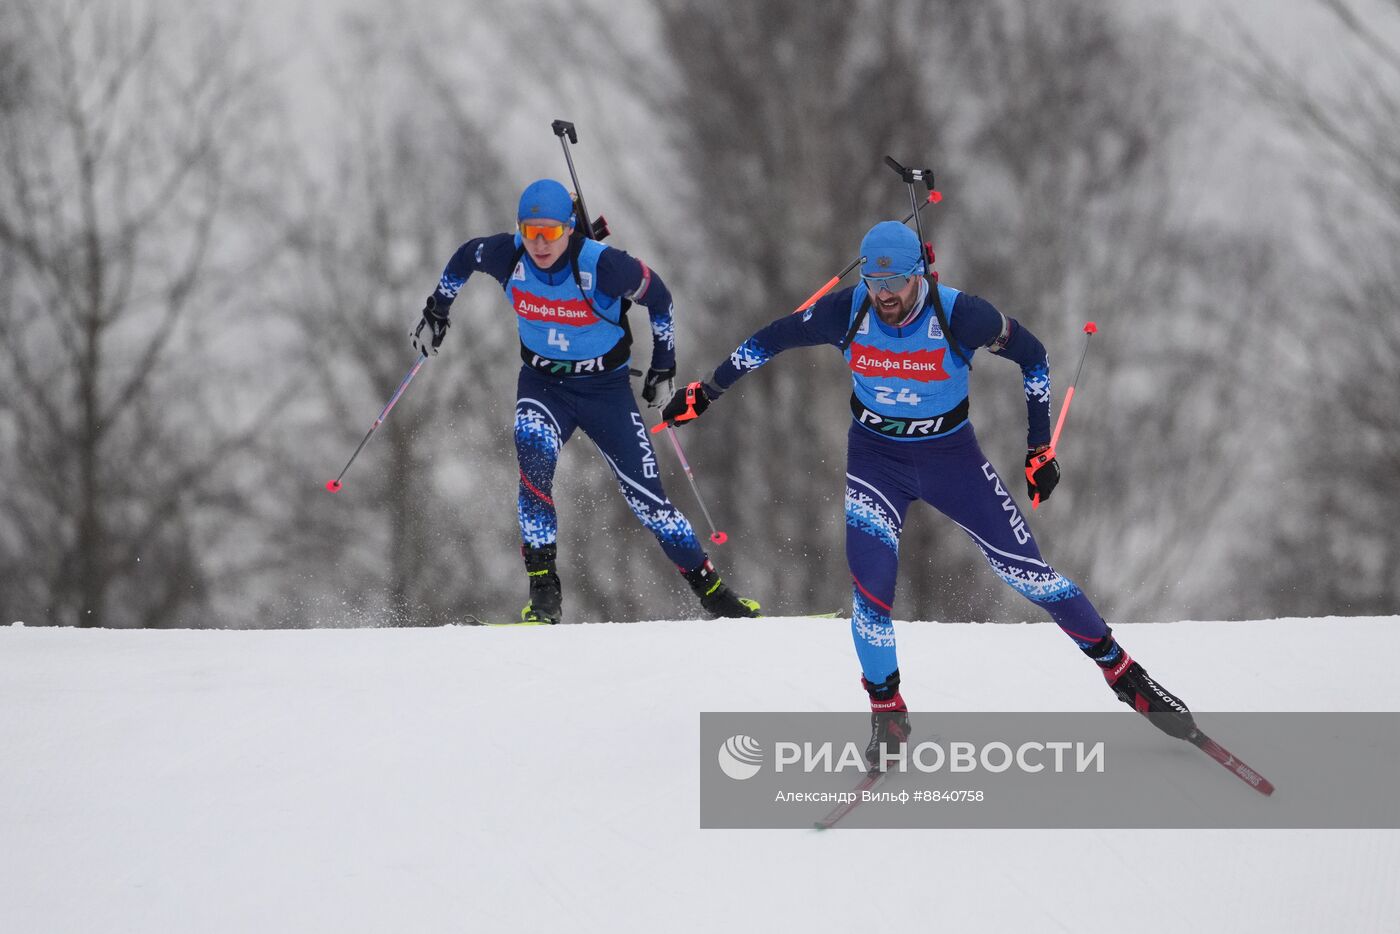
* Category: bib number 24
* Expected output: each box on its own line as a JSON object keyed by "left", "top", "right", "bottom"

{"left": 873, "top": 386, "right": 922, "bottom": 406}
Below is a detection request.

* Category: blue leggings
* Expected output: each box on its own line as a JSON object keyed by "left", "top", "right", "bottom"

{"left": 845, "top": 422, "right": 1109, "bottom": 685}
{"left": 513, "top": 366, "right": 705, "bottom": 571}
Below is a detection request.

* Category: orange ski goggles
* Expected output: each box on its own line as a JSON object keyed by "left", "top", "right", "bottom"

{"left": 519, "top": 221, "right": 569, "bottom": 242}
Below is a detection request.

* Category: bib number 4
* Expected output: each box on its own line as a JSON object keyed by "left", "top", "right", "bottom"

{"left": 547, "top": 328, "right": 571, "bottom": 352}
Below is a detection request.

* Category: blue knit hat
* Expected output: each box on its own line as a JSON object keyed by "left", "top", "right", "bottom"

{"left": 860, "top": 221, "right": 923, "bottom": 277}
{"left": 517, "top": 179, "right": 576, "bottom": 225}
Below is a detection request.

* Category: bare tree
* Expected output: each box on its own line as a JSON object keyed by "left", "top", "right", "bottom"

{"left": 1219, "top": 0, "right": 1400, "bottom": 615}
{"left": 921, "top": 3, "right": 1282, "bottom": 625}
{"left": 0, "top": 3, "right": 26, "bottom": 117}
{"left": 256, "top": 11, "right": 522, "bottom": 627}
{"left": 0, "top": 1, "right": 283, "bottom": 627}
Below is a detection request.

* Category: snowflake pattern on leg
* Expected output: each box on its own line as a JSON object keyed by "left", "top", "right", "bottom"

{"left": 618, "top": 490, "right": 702, "bottom": 558}
{"left": 515, "top": 403, "right": 563, "bottom": 548}
{"left": 845, "top": 485, "right": 901, "bottom": 554}
{"left": 515, "top": 405, "right": 562, "bottom": 457}
{"left": 592, "top": 443, "right": 703, "bottom": 567}
{"left": 850, "top": 585, "right": 898, "bottom": 684}
{"left": 983, "top": 554, "right": 1083, "bottom": 604}
{"left": 853, "top": 588, "right": 896, "bottom": 647}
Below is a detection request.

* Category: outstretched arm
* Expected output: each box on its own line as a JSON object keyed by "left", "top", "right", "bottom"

{"left": 410, "top": 233, "right": 518, "bottom": 355}
{"left": 706, "top": 288, "right": 853, "bottom": 394}
{"left": 429, "top": 233, "right": 519, "bottom": 312}
{"left": 659, "top": 288, "right": 852, "bottom": 426}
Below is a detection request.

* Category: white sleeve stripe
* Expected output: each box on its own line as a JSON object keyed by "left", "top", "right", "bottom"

{"left": 990, "top": 312, "right": 1012, "bottom": 350}
{"left": 629, "top": 263, "right": 652, "bottom": 301}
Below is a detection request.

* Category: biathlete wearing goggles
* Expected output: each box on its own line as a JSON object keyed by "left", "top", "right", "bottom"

{"left": 519, "top": 221, "right": 571, "bottom": 243}
{"left": 860, "top": 264, "right": 922, "bottom": 294}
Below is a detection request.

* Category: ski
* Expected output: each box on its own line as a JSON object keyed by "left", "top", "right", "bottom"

{"left": 813, "top": 766, "right": 892, "bottom": 831}
{"left": 459, "top": 610, "right": 843, "bottom": 627}
{"left": 1187, "top": 728, "right": 1275, "bottom": 796}
{"left": 459, "top": 616, "right": 551, "bottom": 628}
{"left": 814, "top": 721, "right": 926, "bottom": 830}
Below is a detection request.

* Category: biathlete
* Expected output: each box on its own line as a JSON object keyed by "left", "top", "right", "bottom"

{"left": 413, "top": 178, "right": 759, "bottom": 624}
{"left": 661, "top": 220, "right": 1196, "bottom": 765}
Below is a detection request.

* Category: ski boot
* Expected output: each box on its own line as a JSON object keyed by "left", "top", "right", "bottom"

{"left": 520, "top": 543, "right": 562, "bottom": 625}
{"left": 862, "top": 670, "right": 911, "bottom": 771}
{"left": 1083, "top": 632, "right": 1197, "bottom": 740}
{"left": 681, "top": 558, "right": 760, "bottom": 618}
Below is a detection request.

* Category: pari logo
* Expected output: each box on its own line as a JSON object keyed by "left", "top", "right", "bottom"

{"left": 717, "top": 735, "right": 764, "bottom": 781}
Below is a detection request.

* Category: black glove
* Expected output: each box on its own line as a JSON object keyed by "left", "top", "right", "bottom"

{"left": 660, "top": 380, "right": 713, "bottom": 426}
{"left": 411, "top": 296, "right": 450, "bottom": 355}
{"left": 1025, "top": 444, "right": 1061, "bottom": 503}
{"left": 641, "top": 366, "right": 676, "bottom": 407}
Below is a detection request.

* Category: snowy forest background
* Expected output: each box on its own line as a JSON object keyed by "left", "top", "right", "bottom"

{"left": 1, "top": 0, "right": 1397, "bottom": 629}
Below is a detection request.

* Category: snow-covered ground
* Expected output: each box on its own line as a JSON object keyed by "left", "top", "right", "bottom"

{"left": 2, "top": 616, "right": 1397, "bottom": 933}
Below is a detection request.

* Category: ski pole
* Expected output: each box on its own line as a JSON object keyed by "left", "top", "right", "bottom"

{"left": 325, "top": 352, "right": 428, "bottom": 493}
{"left": 791, "top": 189, "right": 942, "bottom": 314}
{"left": 643, "top": 383, "right": 727, "bottom": 542}
{"left": 653, "top": 170, "right": 941, "bottom": 435}
{"left": 553, "top": 118, "right": 732, "bottom": 545}
{"left": 1030, "top": 321, "right": 1098, "bottom": 510}
{"left": 662, "top": 423, "right": 727, "bottom": 545}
